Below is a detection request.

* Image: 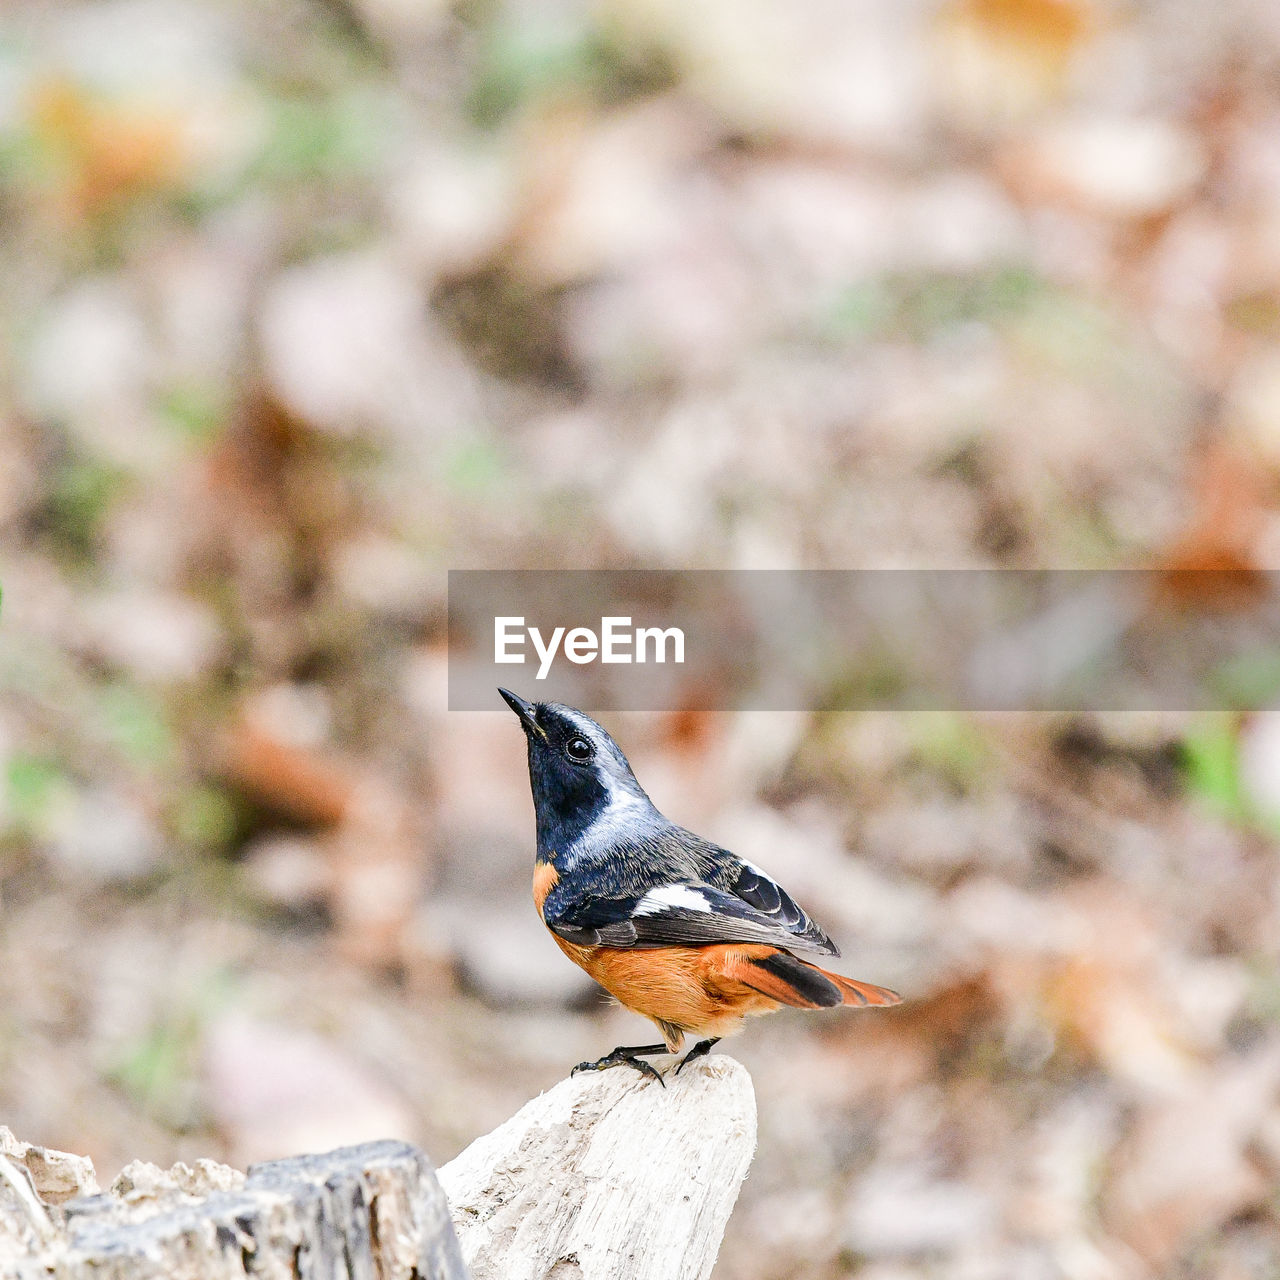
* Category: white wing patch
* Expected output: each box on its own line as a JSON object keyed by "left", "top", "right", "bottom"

{"left": 634, "top": 884, "right": 714, "bottom": 916}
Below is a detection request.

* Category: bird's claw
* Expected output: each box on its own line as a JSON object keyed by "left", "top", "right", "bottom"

{"left": 674, "top": 1037, "right": 720, "bottom": 1075}
{"left": 571, "top": 1050, "right": 666, "bottom": 1086}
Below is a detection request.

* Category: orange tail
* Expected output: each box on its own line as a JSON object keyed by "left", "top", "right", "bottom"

{"left": 731, "top": 949, "right": 901, "bottom": 1010}
{"left": 820, "top": 967, "right": 902, "bottom": 1008}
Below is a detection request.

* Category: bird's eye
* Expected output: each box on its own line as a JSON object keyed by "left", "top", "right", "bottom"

{"left": 565, "top": 736, "right": 594, "bottom": 763}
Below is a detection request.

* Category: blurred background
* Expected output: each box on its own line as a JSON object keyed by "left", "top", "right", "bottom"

{"left": 3, "top": 0, "right": 1280, "bottom": 1276}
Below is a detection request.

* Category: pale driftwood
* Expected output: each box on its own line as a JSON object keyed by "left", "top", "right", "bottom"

{"left": 438, "top": 1054, "right": 757, "bottom": 1280}
{"left": 0, "top": 1126, "right": 98, "bottom": 1273}
{"left": 1, "top": 1055, "right": 755, "bottom": 1280}
{"left": 0, "top": 1129, "right": 99, "bottom": 1206}
{"left": 0, "top": 1139, "right": 466, "bottom": 1280}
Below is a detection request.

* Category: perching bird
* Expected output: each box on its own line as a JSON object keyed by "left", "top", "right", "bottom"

{"left": 499, "top": 689, "right": 900, "bottom": 1082}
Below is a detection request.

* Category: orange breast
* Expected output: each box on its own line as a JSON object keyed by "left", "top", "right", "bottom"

{"left": 532, "top": 859, "right": 559, "bottom": 912}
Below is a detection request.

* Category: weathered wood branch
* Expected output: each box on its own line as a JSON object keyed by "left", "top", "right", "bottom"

{"left": 438, "top": 1055, "right": 757, "bottom": 1280}
{"left": 0, "top": 1054, "right": 756, "bottom": 1280}
{"left": 0, "top": 1134, "right": 465, "bottom": 1280}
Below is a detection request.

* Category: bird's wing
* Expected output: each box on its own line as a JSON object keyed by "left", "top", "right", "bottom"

{"left": 714, "top": 856, "right": 840, "bottom": 956}
{"left": 544, "top": 878, "right": 838, "bottom": 956}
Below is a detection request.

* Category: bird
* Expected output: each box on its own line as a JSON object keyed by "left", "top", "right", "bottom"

{"left": 499, "top": 688, "right": 901, "bottom": 1083}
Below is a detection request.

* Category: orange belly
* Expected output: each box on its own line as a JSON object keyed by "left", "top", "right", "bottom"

{"left": 552, "top": 933, "right": 784, "bottom": 1049}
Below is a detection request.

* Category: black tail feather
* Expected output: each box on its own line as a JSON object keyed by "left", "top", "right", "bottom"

{"left": 746, "top": 952, "right": 843, "bottom": 1007}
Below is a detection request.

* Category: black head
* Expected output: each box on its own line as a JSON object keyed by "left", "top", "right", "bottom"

{"left": 498, "top": 689, "right": 649, "bottom": 858}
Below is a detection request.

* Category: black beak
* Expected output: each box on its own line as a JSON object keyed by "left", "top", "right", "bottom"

{"left": 498, "top": 688, "right": 544, "bottom": 739}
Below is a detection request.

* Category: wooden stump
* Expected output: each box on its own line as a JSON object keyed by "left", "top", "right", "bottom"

{"left": 438, "top": 1055, "right": 757, "bottom": 1280}
{"left": 0, "top": 1138, "right": 465, "bottom": 1280}
{"left": 0, "top": 1056, "right": 757, "bottom": 1280}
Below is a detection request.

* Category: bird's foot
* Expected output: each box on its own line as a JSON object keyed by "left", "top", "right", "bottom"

{"left": 675, "top": 1037, "right": 721, "bottom": 1075}
{"left": 571, "top": 1043, "right": 668, "bottom": 1086}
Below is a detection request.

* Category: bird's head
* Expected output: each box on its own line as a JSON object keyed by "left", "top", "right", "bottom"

{"left": 498, "top": 688, "right": 647, "bottom": 854}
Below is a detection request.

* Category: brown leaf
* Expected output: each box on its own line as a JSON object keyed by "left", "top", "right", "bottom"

{"left": 1154, "top": 439, "right": 1269, "bottom": 612}
{"left": 27, "top": 77, "right": 187, "bottom": 218}
{"left": 935, "top": 0, "right": 1096, "bottom": 121}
